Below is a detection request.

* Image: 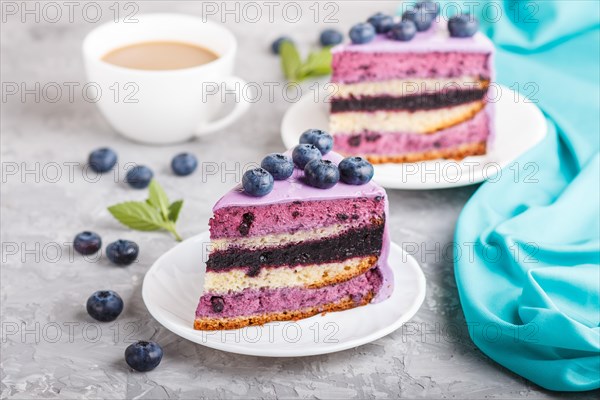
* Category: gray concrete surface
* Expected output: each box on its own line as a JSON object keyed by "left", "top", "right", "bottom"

{"left": 1, "top": 1, "right": 595, "bottom": 399}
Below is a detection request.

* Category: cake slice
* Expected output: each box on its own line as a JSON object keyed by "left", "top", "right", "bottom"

{"left": 330, "top": 18, "right": 494, "bottom": 163}
{"left": 194, "top": 150, "right": 392, "bottom": 330}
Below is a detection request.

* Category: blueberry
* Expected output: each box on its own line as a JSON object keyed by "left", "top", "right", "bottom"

{"left": 367, "top": 13, "right": 395, "bottom": 34}
{"left": 271, "top": 36, "right": 293, "bottom": 54}
{"left": 292, "top": 144, "right": 322, "bottom": 169}
{"left": 74, "top": 231, "right": 102, "bottom": 255}
{"left": 88, "top": 148, "right": 117, "bottom": 173}
{"left": 106, "top": 239, "right": 139, "bottom": 266}
{"left": 261, "top": 153, "right": 294, "bottom": 180}
{"left": 304, "top": 159, "right": 340, "bottom": 189}
{"left": 349, "top": 23, "right": 376, "bottom": 44}
{"left": 126, "top": 166, "right": 153, "bottom": 189}
{"left": 415, "top": 1, "right": 440, "bottom": 17}
{"left": 210, "top": 296, "right": 225, "bottom": 313}
{"left": 299, "top": 129, "right": 333, "bottom": 155}
{"left": 86, "top": 290, "right": 123, "bottom": 322}
{"left": 388, "top": 20, "right": 417, "bottom": 41}
{"left": 402, "top": 8, "right": 434, "bottom": 32}
{"left": 319, "top": 29, "right": 343, "bottom": 46}
{"left": 242, "top": 168, "right": 274, "bottom": 197}
{"left": 339, "top": 156, "right": 375, "bottom": 185}
{"left": 125, "top": 341, "right": 163, "bottom": 372}
{"left": 448, "top": 14, "right": 479, "bottom": 38}
{"left": 171, "top": 153, "right": 198, "bottom": 176}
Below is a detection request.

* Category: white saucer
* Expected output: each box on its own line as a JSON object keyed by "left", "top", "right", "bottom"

{"left": 281, "top": 84, "right": 547, "bottom": 189}
{"left": 142, "top": 231, "right": 426, "bottom": 357}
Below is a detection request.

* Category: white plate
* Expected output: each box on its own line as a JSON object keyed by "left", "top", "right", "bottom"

{"left": 142, "top": 231, "right": 426, "bottom": 357}
{"left": 281, "top": 84, "right": 547, "bottom": 189}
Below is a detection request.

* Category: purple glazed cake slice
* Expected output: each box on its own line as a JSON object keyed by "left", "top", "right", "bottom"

{"left": 194, "top": 151, "right": 392, "bottom": 330}
{"left": 330, "top": 22, "right": 495, "bottom": 163}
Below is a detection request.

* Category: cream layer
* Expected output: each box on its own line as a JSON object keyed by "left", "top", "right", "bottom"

{"left": 204, "top": 256, "right": 377, "bottom": 293}
{"left": 331, "top": 76, "right": 485, "bottom": 99}
{"left": 330, "top": 101, "right": 485, "bottom": 135}
{"left": 211, "top": 223, "right": 351, "bottom": 252}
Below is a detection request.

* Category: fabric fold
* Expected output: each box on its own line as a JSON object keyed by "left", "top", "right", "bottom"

{"left": 453, "top": 0, "right": 600, "bottom": 392}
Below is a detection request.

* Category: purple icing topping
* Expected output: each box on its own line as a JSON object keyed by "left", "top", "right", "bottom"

{"left": 332, "top": 22, "right": 493, "bottom": 54}
{"left": 214, "top": 151, "right": 382, "bottom": 209}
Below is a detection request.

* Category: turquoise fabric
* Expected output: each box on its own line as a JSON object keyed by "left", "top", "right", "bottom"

{"left": 451, "top": 0, "right": 600, "bottom": 392}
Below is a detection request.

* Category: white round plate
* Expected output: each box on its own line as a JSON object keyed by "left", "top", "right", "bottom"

{"left": 281, "top": 84, "right": 547, "bottom": 189}
{"left": 142, "top": 231, "right": 426, "bottom": 357}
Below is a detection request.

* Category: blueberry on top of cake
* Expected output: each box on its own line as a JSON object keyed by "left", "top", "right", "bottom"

{"left": 194, "top": 137, "right": 392, "bottom": 330}
{"left": 331, "top": 11, "right": 494, "bottom": 164}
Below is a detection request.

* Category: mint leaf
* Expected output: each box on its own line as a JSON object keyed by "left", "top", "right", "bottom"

{"left": 280, "top": 44, "right": 333, "bottom": 82}
{"left": 108, "top": 201, "right": 167, "bottom": 231}
{"left": 148, "top": 179, "right": 170, "bottom": 220}
{"left": 280, "top": 40, "right": 302, "bottom": 80}
{"left": 168, "top": 200, "right": 184, "bottom": 223}
{"left": 108, "top": 180, "right": 185, "bottom": 241}
{"left": 298, "top": 48, "right": 332, "bottom": 79}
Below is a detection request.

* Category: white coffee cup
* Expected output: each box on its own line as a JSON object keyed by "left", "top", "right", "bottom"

{"left": 83, "top": 13, "right": 250, "bottom": 144}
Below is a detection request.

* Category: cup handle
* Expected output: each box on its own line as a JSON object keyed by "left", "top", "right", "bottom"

{"left": 194, "top": 76, "right": 250, "bottom": 137}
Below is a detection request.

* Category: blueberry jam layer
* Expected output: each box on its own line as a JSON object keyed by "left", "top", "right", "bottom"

{"left": 196, "top": 268, "right": 383, "bottom": 318}
{"left": 330, "top": 88, "right": 489, "bottom": 113}
{"left": 210, "top": 197, "right": 385, "bottom": 239}
{"left": 206, "top": 222, "right": 384, "bottom": 274}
